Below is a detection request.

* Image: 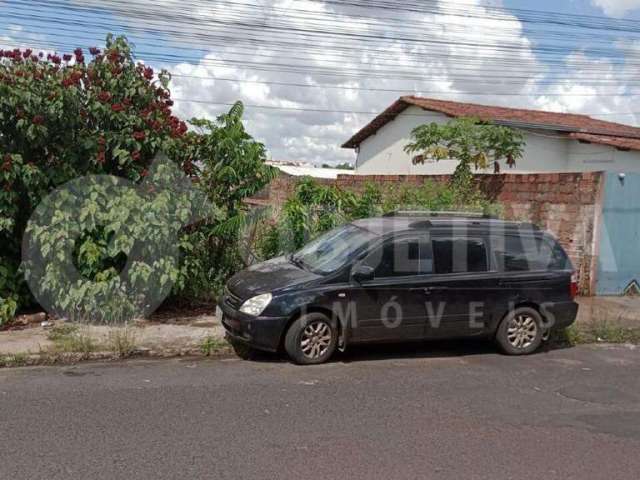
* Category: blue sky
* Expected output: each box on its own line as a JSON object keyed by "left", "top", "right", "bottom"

{"left": 505, "top": 0, "right": 640, "bottom": 17}
{"left": 2, "top": 0, "right": 640, "bottom": 164}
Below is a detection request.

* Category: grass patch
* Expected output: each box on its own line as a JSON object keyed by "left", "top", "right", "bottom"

{"left": 47, "top": 324, "right": 98, "bottom": 353}
{"left": 200, "top": 336, "right": 229, "bottom": 356}
{"left": 106, "top": 328, "right": 137, "bottom": 358}
{"left": 46, "top": 324, "right": 79, "bottom": 342}
{"left": 551, "top": 321, "right": 640, "bottom": 347}
{"left": 0, "top": 353, "right": 28, "bottom": 368}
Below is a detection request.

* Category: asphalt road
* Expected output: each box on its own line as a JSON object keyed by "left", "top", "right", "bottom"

{"left": 1, "top": 341, "right": 640, "bottom": 480}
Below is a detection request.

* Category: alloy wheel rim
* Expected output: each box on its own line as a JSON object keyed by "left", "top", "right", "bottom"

{"left": 507, "top": 314, "right": 538, "bottom": 349}
{"left": 301, "top": 321, "right": 332, "bottom": 359}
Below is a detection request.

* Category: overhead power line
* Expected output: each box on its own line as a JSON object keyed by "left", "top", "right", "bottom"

{"left": 2, "top": 0, "right": 640, "bottom": 123}
{"left": 174, "top": 98, "right": 640, "bottom": 118}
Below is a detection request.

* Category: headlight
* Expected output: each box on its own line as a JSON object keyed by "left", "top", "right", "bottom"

{"left": 239, "top": 293, "right": 272, "bottom": 316}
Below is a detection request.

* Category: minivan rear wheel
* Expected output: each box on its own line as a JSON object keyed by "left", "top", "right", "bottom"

{"left": 284, "top": 313, "right": 338, "bottom": 365}
{"left": 496, "top": 307, "right": 544, "bottom": 355}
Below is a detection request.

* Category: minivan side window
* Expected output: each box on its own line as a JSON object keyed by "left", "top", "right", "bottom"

{"left": 362, "top": 237, "right": 433, "bottom": 277}
{"left": 432, "top": 238, "right": 488, "bottom": 274}
{"left": 493, "top": 235, "right": 566, "bottom": 272}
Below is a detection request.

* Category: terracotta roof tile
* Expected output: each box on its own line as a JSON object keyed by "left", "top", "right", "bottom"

{"left": 342, "top": 96, "right": 640, "bottom": 151}
{"left": 569, "top": 132, "right": 640, "bottom": 151}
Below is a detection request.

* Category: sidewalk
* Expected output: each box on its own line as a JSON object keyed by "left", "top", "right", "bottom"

{"left": 1, "top": 296, "right": 639, "bottom": 366}
{"left": 0, "top": 313, "right": 228, "bottom": 365}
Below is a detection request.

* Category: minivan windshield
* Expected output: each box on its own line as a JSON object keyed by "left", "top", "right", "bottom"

{"left": 291, "top": 224, "right": 377, "bottom": 275}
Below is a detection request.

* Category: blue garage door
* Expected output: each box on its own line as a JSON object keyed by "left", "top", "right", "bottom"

{"left": 596, "top": 172, "right": 640, "bottom": 295}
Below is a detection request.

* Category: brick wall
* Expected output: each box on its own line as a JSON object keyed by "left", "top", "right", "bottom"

{"left": 249, "top": 171, "right": 606, "bottom": 295}
{"left": 245, "top": 172, "right": 334, "bottom": 211}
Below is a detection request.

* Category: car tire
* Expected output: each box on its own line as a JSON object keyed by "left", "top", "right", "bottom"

{"left": 284, "top": 313, "right": 338, "bottom": 365}
{"left": 495, "top": 307, "right": 544, "bottom": 355}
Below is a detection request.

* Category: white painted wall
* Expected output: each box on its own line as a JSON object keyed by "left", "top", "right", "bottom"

{"left": 354, "top": 105, "right": 640, "bottom": 174}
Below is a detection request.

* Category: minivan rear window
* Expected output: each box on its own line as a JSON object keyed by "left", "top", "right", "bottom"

{"left": 492, "top": 235, "right": 569, "bottom": 272}
{"left": 432, "top": 238, "right": 488, "bottom": 274}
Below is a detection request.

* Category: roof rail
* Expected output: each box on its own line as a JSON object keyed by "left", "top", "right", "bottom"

{"left": 383, "top": 210, "right": 498, "bottom": 219}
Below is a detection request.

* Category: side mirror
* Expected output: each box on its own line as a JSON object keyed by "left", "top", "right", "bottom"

{"left": 351, "top": 264, "right": 374, "bottom": 282}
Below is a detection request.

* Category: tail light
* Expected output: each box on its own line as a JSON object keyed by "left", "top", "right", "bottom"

{"left": 570, "top": 272, "right": 579, "bottom": 299}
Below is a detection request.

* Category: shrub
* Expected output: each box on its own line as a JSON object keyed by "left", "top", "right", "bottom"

{"left": 0, "top": 35, "right": 274, "bottom": 323}
{"left": 255, "top": 177, "right": 501, "bottom": 259}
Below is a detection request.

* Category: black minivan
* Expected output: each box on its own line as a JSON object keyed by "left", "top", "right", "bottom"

{"left": 219, "top": 213, "right": 579, "bottom": 364}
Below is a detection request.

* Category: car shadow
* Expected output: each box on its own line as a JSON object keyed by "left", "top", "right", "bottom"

{"left": 241, "top": 336, "right": 574, "bottom": 365}
{"left": 338, "top": 338, "right": 496, "bottom": 363}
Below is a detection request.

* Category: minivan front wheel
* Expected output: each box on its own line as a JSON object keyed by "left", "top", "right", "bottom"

{"left": 284, "top": 313, "right": 338, "bottom": 365}
{"left": 496, "top": 307, "right": 544, "bottom": 355}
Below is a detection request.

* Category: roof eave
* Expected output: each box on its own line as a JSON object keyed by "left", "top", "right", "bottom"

{"left": 341, "top": 97, "right": 413, "bottom": 149}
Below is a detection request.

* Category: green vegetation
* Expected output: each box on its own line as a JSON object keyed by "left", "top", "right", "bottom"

{"left": 200, "top": 336, "right": 230, "bottom": 356}
{"left": 551, "top": 322, "right": 640, "bottom": 347}
{"left": 322, "top": 162, "right": 354, "bottom": 170}
{"left": 46, "top": 324, "right": 80, "bottom": 342}
{"left": 405, "top": 117, "right": 525, "bottom": 203}
{"left": 256, "top": 177, "right": 501, "bottom": 259}
{"left": 0, "top": 35, "right": 274, "bottom": 325}
{"left": 47, "top": 324, "right": 97, "bottom": 353}
{"left": 106, "top": 327, "right": 137, "bottom": 358}
{"left": 0, "top": 353, "right": 28, "bottom": 368}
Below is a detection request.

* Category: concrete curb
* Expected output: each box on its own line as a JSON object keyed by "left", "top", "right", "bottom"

{"left": 0, "top": 342, "right": 235, "bottom": 368}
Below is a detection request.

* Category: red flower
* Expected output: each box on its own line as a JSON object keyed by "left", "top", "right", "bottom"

{"left": 51, "top": 55, "right": 61, "bottom": 65}
{"left": 63, "top": 54, "right": 72, "bottom": 62}
{"left": 111, "top": 103, "right": 124, "bottom": 112}
{"left": 133, "top": 131, "right": 146, "bottom": 141}
{"left": 97, "top": 151, "right": 106, "bottom": 164}
{"left": 32, "top": 115, "right": 45, "bottom": 125}
{"left": 132, "top": 151, "right": 141, "bottom": 161}
{"left": 143, "top": 67, "right": 154, "bottom": 80}
{"left": 98, "top": 91, "right": 112, "bottom": 102}
{"left": 140, "top": 168, "right": 149, "bottom": 178}
{"left": 165, "top": 100, "right": 174, "bottom": 107}
{"left": 89, "top": 47, "right": 100, "bottom": 55}
{"left": 73, "top": 48, "right": 84, "bottom": 63}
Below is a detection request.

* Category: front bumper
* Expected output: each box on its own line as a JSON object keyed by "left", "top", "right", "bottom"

{"left": 218, "top": 298, "right": 289, "bottom": 353}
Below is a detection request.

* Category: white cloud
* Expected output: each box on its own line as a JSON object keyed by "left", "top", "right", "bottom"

{"left": 592, "top": 0, "right": 640, "bottom": 17}
{"left": 151, "top": 0, "right": 545, "bottom": 164}
{"left": 0, "top": 25, "right": 48, "bottom": 51}
{"left": 64, "top": 0, "right": 640, "bottom": 163}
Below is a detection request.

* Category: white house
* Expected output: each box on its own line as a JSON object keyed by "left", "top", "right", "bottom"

{"left": 342, "top": 96, "right": 640, "bottom": 175}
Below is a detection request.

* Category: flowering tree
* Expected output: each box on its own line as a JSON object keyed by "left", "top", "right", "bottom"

{"left": 0, "top": 35, "right": 272, "bottom": 324}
